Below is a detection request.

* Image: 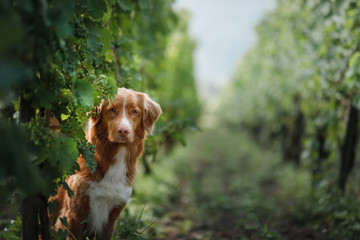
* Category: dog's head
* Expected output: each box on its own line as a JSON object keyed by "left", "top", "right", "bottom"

{"left": 90, "top": 88, "right": 162, "bottom": 143}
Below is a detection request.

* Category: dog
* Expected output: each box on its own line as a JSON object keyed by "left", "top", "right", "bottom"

{"left": 49, "top": 88, "right": 162, "bottom": 240}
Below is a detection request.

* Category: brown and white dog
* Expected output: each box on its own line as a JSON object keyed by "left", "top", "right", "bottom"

{"left": 49, "top": 88, "right": 162, "bottom": 240}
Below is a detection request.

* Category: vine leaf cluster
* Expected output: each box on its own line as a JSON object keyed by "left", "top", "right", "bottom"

{"left": 0, "top": 0, "right": 201, "bottom": 239}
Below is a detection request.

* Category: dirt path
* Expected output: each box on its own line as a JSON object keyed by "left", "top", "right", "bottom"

{"left": 156, "top": 173, "right": 330, "bottom": 240}
{"left": 154, "top": 130, "right": 331, "bottom": 240}
{"left": 159, "top": 195, "right": 330, "bottom": 240}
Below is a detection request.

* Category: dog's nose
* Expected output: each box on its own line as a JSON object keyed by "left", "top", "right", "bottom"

{"left": 118, "top": 127, "right": 130, "bottom": 137}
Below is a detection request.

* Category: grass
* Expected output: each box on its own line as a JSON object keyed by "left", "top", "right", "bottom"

{"left": 120, "top": 126, "right": 311, "bottom": 239}
{"left": 2, "top": 123, "right": 360, "bottom": 239}
{"left": 126, "top": 124, "right": 360, "bottom": 239}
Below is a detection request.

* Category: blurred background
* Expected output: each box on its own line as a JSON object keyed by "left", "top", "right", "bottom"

{"left": 175, "top": 0, "right": 275, "bottom": 99}
{"left": 2, "top": 0, "right": 360, "bottom": 239}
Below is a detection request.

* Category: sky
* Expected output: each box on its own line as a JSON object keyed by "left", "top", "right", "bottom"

{"left": 174, "top": 0, "right": 275, "bottom": 98}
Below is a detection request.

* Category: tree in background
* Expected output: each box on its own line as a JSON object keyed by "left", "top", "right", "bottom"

{"left": 0, "top": 0, "right": 200, "bottom": 239}
{"left": 219, "top": 0, "right": 360, "bottom": 195}
{"left": 158, "top": 10, "right": 201, "bottom": 150}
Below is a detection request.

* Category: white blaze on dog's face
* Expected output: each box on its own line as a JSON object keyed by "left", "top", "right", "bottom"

{"left": 107, "top": 88, "right": 141, "bottom": 143}
{"left": 91, "top": 88, "right": 162, "bottom": 143}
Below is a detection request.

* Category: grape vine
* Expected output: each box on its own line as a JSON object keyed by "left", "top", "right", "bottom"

{"left": 0, "top": 0, "right": 200, "bottom": 239}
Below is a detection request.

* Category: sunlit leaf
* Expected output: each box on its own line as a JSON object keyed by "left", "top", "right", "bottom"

{"left": 99, "top": 27, "right": 114, "bottom": 54}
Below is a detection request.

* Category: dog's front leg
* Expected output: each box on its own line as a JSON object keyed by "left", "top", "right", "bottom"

{"left": 66, "top": 214, "right": 88, "bottom": 240}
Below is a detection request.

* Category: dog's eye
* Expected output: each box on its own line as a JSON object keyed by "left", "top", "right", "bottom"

{"left": 110, "top": 107, "right": 116, "bottom": 113}
{"left": 131, "top": 109, "right": 138, "bottom": 114}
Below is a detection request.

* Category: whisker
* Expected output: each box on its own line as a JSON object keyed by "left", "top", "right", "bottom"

{"left": 97, "top": 132, "right": 108, "bottom": 141}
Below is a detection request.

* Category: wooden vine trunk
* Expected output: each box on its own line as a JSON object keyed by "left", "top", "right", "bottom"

{"left": 338, "top": 104, "right": 359, "bottom": 195}
{"left": 20, "top": 94, "right": 51, "bottom": 240}
{"left": 311, "top": 126, "right": 329, "bottom": 187}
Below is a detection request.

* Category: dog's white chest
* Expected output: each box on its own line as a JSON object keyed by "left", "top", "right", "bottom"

{"left": 86, "top": 147, "right": 132, "bottom": 233}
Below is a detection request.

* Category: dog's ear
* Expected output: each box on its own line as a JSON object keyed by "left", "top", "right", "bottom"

{"left": 89, "top": 99, "right": 108, "bottom": 129}
{"left": 142, "top": 95, "right": 162, "bottom": 135}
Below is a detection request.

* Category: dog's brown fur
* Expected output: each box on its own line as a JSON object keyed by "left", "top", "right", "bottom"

{"left": 49, "top": 88, "right": 162, "bottom": 240}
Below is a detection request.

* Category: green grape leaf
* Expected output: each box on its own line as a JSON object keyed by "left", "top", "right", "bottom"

{"left": 48, "top": 200, "right": 58, "bottom": 214}
{"left": 49, "top": 136, "right": 78, "bottom": 172}
{"left": 118, "top": 0, "right": 132, "bottom": 11}
{"left": 79, "top": 144, "right": 97, "bottom": 173}
{"left": 60, "top": 217, "right": 69, "bottom": 228}
{"left": 49, "top": 137, "right": 61, "bottom": 167}
{"left": 63, "top": 181, "right": 74, "bottom": 198}
{"left": 73, "top": 78, "right": 94, "bottom": 108}
{"left": 87, "top": 22, "right": 103, "bottom": 53}
{"left": 58, "top": 228, "right": 69, "bottom": 240}
{"left": 72, "top": 125, "right": 86, "bottom": 139}
{"left": 99, "top": 27, "right": 114, "bottom": 54}
{"left": 88, "top": 0, "right": 108, "bottom": 20}
{"left": 60, "top": 137, "right": 79, "bottom": 172}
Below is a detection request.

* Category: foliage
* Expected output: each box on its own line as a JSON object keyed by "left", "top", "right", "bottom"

{"left": 142, "top": 122, "right": 320, "bottom": 239}
{"left": 288, "top": 186, "right": 360, "bottom": 240}
{"left": 219, "top": 0, "right": 360, "bottom": 193}
{"left": 135, "top": 121, "right": 358, "bottom": 239}
{"left": 114, "top": 206, "right": 156, "bottom": 240}
{"left": 0, "top": 0, "right": 200, "bottom": 238}
{"left": 0, "top": 216, "right": 22, "bottom": 240}
{"left": 156, "top": 128, "right": 285, "bottom": 239}
{"left": 210, "top": 0, "right": 360, "bottom": 238}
